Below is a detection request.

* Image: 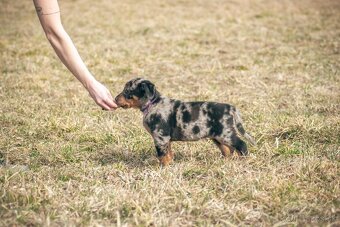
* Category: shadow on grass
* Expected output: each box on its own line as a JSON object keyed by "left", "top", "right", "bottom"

{"left": 93, "top": 146, "right": 201, "bottom": 169}
{"left": 93, "top": 147, "right": 159, "bottom": 169}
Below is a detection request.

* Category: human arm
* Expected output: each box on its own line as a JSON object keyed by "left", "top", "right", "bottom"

{"left": 33, "top": 0, "right": 117, "bottom": 110}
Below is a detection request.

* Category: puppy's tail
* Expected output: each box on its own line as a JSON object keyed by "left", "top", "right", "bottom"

{"left": 232, "top": 108, "right": 256, "bottom": 146}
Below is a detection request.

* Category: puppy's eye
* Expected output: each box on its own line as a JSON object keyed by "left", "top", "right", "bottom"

{"left": 124, "top": 93, "right": 132, "bottom": 99}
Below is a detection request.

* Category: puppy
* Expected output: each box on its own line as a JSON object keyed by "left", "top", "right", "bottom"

{"left": 115, "top": 78, "right": 255, "bottom": 165}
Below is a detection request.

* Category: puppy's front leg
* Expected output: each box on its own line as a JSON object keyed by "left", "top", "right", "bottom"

{"left": 154, "top": 139, "right": 173, "bottom": 166}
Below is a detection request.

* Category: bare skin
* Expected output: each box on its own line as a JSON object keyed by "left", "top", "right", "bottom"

{"left": 33, "top": 0, "right": 117, "bottom": 110}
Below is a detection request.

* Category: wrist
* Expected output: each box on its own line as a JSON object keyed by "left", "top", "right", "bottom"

{"left": 82, "top": 74, "right": 96, "bottom": 90}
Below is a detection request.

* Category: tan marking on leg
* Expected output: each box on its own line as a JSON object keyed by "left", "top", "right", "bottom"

{"left": 213, "top": 140, "right": 234, "bottom": 157}
{"left": 158, "top": 143, "right": 174, "bottom": 166}
{"left": 220, "top": 144, "right": 234, "bottom": 157}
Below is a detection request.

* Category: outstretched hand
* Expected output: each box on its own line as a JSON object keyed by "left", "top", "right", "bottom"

{"left": 87, "top": 80, "right": 117, "bottom": 110}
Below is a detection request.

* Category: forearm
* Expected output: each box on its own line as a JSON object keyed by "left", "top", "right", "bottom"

{"left": 46, "top": 27, "right": 95, "bottom": 89}
{"left": 33, "top": 0, "right": 95, "bottom": 89}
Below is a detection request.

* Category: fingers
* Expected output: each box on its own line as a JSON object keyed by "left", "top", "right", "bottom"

{"left": 104, "top": 91, "right": 118, "bottom": 109}
{"left": 98, "top": 97, "right": 118, "bottom": 111}
{"left": 98, "top": 100, "right": 112, "bottom": 111}
{"left": 103, "top": 100, "right": 118, "bottom": 110}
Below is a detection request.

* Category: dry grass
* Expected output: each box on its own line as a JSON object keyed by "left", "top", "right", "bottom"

{"left": 1, "top": 0, "right": 339, "bottom": 226}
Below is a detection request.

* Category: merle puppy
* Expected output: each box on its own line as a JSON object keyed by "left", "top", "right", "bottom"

{"left": 115, "top": 78, "right": 255, "bottom": 165}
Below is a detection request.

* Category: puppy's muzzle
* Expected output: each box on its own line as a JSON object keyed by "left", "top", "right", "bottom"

{"left": 115, "top": 94, "right": 130, "bottom": 109}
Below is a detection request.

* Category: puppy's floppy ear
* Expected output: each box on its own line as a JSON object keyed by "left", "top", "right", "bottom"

{"left": 141, "top": 80, "right": 156, "bottom": 98}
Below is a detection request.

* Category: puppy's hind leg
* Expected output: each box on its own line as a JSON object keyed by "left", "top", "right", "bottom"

{"left": 229, "top": 133, "right": 248, "bottom": 156}
{"left": 217, "top": 132, "right": 248, "bottom": 157}
{"left": 212, "top": 139, "right": 234, "bottom": 157}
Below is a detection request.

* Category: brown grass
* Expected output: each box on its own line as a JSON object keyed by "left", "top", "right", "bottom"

{"left": 1, "top": 0, "right": 339, "bottom": 226}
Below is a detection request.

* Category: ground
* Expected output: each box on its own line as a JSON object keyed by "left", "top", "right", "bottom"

{"left": 0, "top": 0, "right": 339, "bottom": 226}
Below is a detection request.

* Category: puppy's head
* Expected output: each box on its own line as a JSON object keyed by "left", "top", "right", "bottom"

{"left": 115, "top": 78, "right": 160, "bottom": 109}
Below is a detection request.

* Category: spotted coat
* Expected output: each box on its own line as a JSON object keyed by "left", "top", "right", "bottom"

{"left": 115, "top": 78, "right": 255, "bottom": 165}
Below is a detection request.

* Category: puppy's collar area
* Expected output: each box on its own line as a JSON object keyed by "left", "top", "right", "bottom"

{"left": 141, "top": 96, "right": 159, "bottom": 115}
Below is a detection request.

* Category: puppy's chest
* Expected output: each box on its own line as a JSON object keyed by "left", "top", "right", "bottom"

{"left": 143, "top": 104, "right": 172, "bottom": 133}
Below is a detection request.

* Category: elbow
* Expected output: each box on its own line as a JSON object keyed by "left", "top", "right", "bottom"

{"left": 45, "top": 30, "right": 55, "bottom": 43}
{"left": 44, "top": 25, "right": 65, "bottom": 45}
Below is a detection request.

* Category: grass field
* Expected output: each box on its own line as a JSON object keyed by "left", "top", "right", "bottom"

{"left": 1, "top": 0, "right": 339, "bottom": 226}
